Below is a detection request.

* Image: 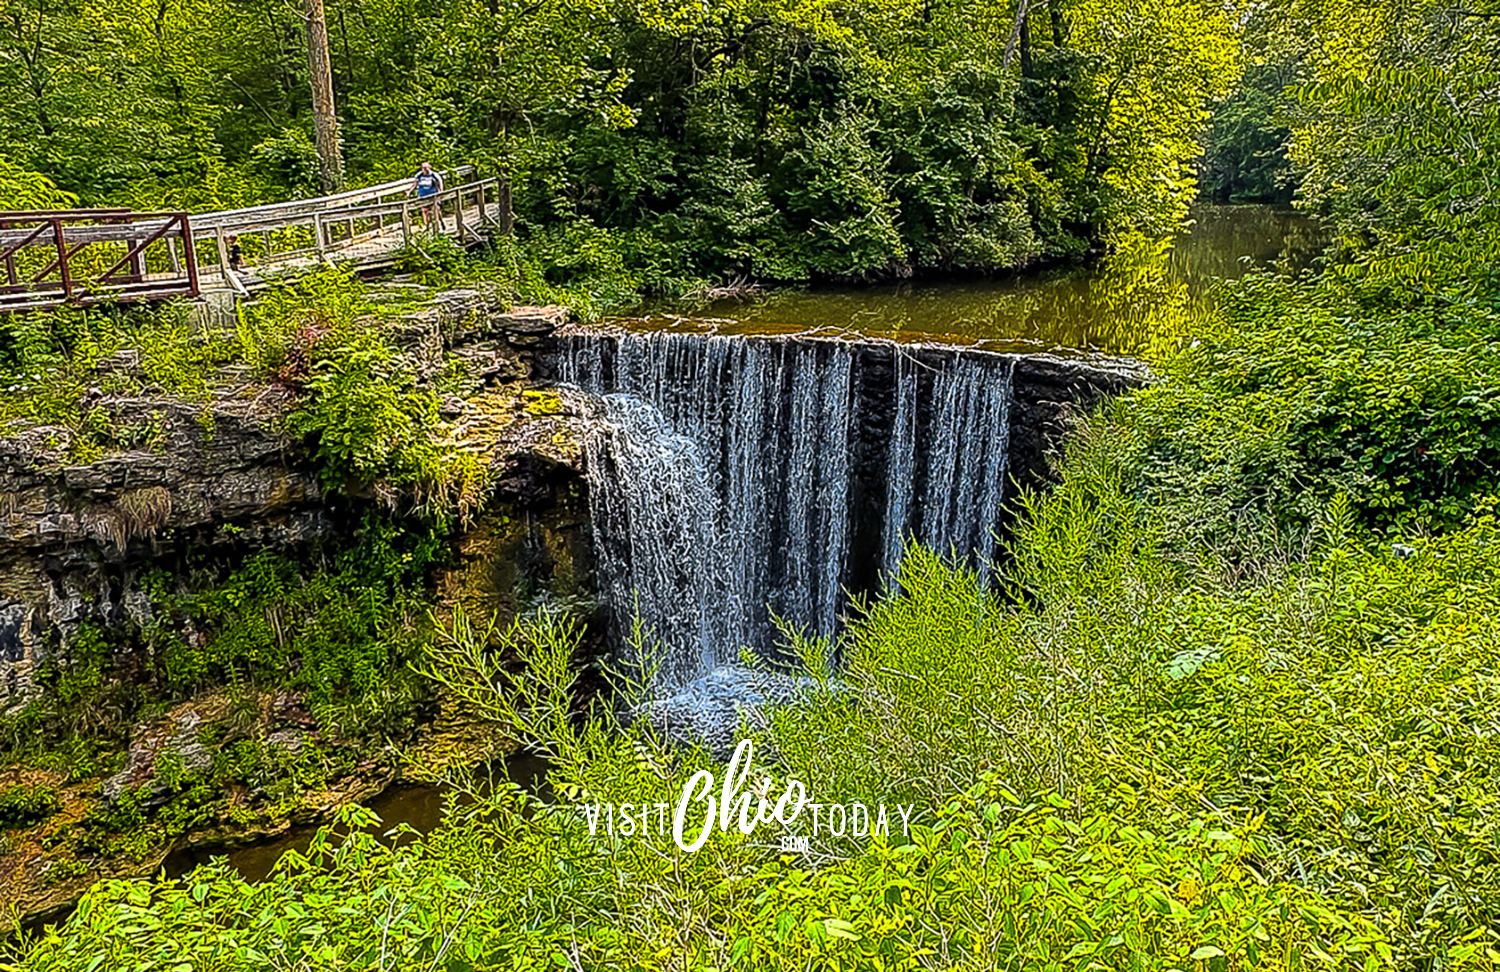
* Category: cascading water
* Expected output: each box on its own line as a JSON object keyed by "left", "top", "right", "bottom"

{"left": 553, "top": 331, "right": 1014, "bottom": 690}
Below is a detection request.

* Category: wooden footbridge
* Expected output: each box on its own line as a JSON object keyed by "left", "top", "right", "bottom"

{"left": 0, "top": 166, "right": 504, "bottom": 313}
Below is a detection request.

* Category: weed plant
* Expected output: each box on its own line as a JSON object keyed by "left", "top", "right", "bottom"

{"left": 7, "top": 598, "right": 1400, "bottom": 970}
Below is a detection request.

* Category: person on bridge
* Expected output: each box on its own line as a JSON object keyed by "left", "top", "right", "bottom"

{"left": 408, "top": 162, "right": 444, "bottom": 230}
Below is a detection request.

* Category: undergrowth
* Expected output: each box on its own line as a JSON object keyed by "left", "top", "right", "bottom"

{"left": 0, "top": 266, "right": 493, "bottom": 519}
{"left": 0, "top": 513, "right": 445, "bottom": 765}
{"left": 389, "top": 231, "right": 701, "bottom": 319}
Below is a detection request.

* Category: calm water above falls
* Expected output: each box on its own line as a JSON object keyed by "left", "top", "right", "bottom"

{"left": 630, "top": 205, "right": 1321, "bottom": 357}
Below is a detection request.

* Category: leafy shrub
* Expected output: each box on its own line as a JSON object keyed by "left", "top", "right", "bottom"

{"left": 1113, "top": 273, "right": 1500, "bottom": 537}
{"left": 0, "top": 785, "right": 61, "bottom": 829}
{"left": 8, "top": 614, "right": 1391, "bottom": 971}
{"left": 770, "top": 437, "right": 1500, "bottom": 965}
{"left": 142, "top": 516, "right": 445, "bottom": 735}
{"left": 0, "top": 157, "right": 76, "bottom": 211}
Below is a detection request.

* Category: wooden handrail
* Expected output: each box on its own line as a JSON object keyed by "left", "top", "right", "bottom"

{"left": 0, "top": 163, "right": 497, "bottom": 312}
{"left": 0, "top": 210, "right": 198, "bottom": 312}
{"left": 0, "top": 208, "right": 133, "bottom": 220}
{"left": 194, "top": 165, "right": 476, "bottom": 229}
{"left": 0, "top": 218, "right": 179, "bottom": 249}
{"left": 191, "top": 177, "right": 497, "bottom": 257}
{"left": 97, "top": 214, "right": 188, "bottom": 282}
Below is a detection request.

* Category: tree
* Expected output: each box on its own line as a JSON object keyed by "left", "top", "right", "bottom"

{"left": 304, "top": 0, "right": 344, "bottom": 192}
{"left": 0, "top": 155, "right": 76, "bottom": 208}
{"left": 1287, "top": 0, "right": 1500, "bottom": 283}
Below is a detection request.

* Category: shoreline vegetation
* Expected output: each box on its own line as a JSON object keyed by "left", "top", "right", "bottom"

{"left": 3, "top": 0, "right": 1500, "bottom": 966}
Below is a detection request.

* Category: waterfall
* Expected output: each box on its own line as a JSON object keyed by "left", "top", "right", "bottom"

{"left": 555, "top": 331, "right": 1014, "bottom": 688}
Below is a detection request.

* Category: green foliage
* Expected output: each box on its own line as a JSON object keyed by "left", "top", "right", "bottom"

{"left": 0, "top": 785, "right": 61, "bottom": 829}
{"left": 0, "top": 303, "right": 237, "bottom": 436}
{"left": 0, "top": 268, "right": 490, "bottom": 520}
{"left": 1111, "top": 273, "right": 1500, "bottom": 536}
{"left": 0, "top": 0, "right": 1238, "bottom": 284}
{"left": 141, "top": 516, "right": 443, "bottom": 735}
{"left": 1285, "top": 0, "right": 1500, "bottom": 283}
{"left": 1199, "top": 64, "right": 1295, "bottom": 204}
{"left": 0, "top": 513, "right": 446, "bottom": 765}
{"left": 772, "top": 469, "right": 1500, "bottom": 964}
{"left": 0, "top": 157, "right": 76, "bottom": 210}
{"left": 235, "top": 268, "right": 493, "bottom": 517}
{"left": 8, "top": 612, "right": 1392, "bottom": 970}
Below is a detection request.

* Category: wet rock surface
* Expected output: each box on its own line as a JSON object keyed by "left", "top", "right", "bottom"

{"left": 542, "top": 323, "right": 1147, "bottom": 498}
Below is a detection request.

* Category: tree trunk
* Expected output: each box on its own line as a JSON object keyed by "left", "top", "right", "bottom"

{"left": 1019, "top": 11, "right": 1033, "bottom": 76}
{"left": 304, "top": 0, "right": 344, "bottom": 193}
{"left": 1048, "top": 0, "right": 1064, "bottom": 46}
{"left": 1002, "top": 0, "right": 1031, "bottom": 71}
{"left": 497, "top": 179, "right": 514, "bottom": 235}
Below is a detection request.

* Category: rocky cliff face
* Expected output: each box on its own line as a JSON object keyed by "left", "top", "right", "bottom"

{"left": 0, "top": 288, "right": 589, "bottom": 706}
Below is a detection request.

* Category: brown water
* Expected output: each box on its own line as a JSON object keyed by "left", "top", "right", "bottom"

{"left": 626, "top": 205, "right": 1321, "bottom": 357}
{"left": 163, "top": 752, "right": 550, "bottom": 883}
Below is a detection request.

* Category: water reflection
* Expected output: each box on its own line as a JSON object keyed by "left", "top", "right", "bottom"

{"left": 161, "top": 751, "right": 550, "bottom": 884}
{"left": 632, "top": 205, "right": 1321, "bottom": 358}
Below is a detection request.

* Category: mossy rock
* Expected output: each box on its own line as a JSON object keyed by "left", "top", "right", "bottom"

{"left": 522, "top": 390, "right": 565, "bottom": 416}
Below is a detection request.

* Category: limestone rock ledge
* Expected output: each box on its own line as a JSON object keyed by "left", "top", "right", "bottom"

{"left": 0, "top": 394, "right": 326, "bottom": 700}
{"left": 0, "top": 289, "right": 585, "bottom": 703}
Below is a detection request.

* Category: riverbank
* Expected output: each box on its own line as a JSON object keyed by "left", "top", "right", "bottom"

{"left": 636, "top": 205, "right": 1320, "bottom": 357}
{"left": 0, "top": 694, "right": 519, "bottom": 932}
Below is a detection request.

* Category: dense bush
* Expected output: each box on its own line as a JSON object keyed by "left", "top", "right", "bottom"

{"left": 19, "top": 476, "right": 1500, "bottom": 968}
{"left": 777, "top": 490, "right": 1500, "bottom": 965}
{"left": 1107, "top": 274, "right": 1500, "bottom": 538}
{"left": 0, "top": 785, "right": 61, "bottom": 829}
{"left": 7, "top": 607, "right": 1395, "bottom": 971}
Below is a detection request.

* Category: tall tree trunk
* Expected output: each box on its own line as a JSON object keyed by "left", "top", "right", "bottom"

{"left": 497, "top": 121, "right": 514, "bottom": 235}
{"left": 1048, "top": 0, "right": 1064, "bottom": 46}
{"left": 497, "top": 178, "right": 514, "bottom": 235}
{"left": 304, "top": 0, "right": 344, "bottom": 193}
{"left": 1002, "top": 0, "right": 1031, "bottom": 71}
{"left": 1019, "top": 12, "right": 1033, "bottom": 76}
{"left": 336, "top": 1, "right": 356, "bottom": 91}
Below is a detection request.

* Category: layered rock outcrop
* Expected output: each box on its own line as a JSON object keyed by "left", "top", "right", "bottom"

{"left": 0, "top": 289, "right": 585, "bottom": 704}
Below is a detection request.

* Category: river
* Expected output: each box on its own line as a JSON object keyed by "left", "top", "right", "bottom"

{"left": 631, "top": 203, "right": 1319, "bottom": 354}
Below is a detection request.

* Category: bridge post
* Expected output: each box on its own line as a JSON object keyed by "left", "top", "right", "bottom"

{"left": 214, "top": 227, "right": 231, "bottom": 284}
{"left": 51, "top": 219, "right": 72, "bottom": 300}
{"left": 1, "top": 220, "right": 15, "bottom": 286}
{"left": 123, "top": 213, "right": 145, "bottom": 283}
{"left": 181, "top": 214, "right": 200, "bottom": 298}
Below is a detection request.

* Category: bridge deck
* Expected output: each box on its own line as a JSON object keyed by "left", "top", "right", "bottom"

{"left": 0, "top": 167, "right": 501, "bottom": 313}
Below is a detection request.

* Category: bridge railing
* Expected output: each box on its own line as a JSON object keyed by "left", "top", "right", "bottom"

{"left": 193, "top": 166, "right": 497, "bottom": 287}
{"left": 0, "top": 166, "right": 499, "bottom": 311}
{"left": 192, "top": 165, "right": 476, "bottom": 233}
{"left": 0, "top": 210, "right": 198, "bottom": 313}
